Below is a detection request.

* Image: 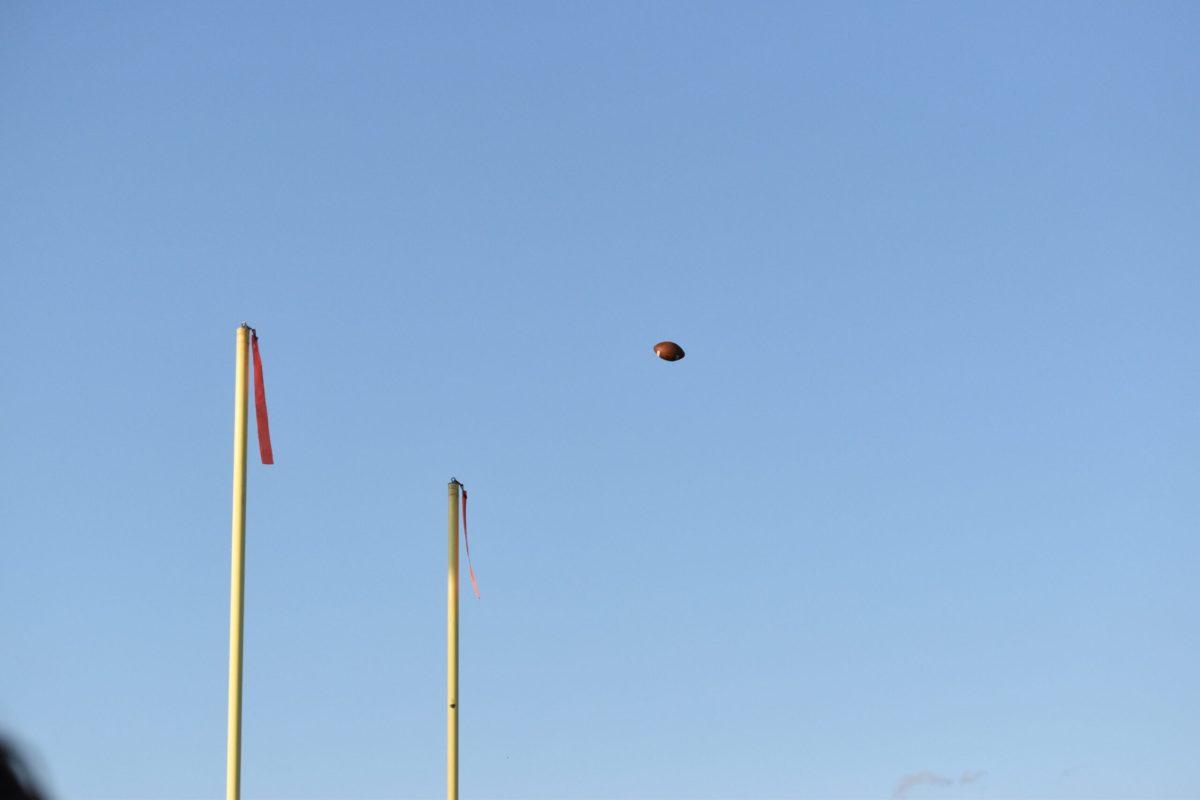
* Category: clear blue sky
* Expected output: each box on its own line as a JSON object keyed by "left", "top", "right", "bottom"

{"left": 2, "top": 2, "right": 1197, "bottom": 798}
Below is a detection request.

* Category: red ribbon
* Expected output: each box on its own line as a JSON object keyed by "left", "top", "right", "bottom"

{"left": 250, "top": 330, "right": 274, "bottom": 465}
{"left": 462, "top": 488, "right": 480, "bottom": 598}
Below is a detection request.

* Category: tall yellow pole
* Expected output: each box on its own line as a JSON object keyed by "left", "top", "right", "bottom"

{"left": 447, "top": 479, "right": 461, "bottom": 800}
{"left": 226, "top": 324, "right": 250, "bottom": 800}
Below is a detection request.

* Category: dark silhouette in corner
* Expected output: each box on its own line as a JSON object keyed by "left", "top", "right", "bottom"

{"left": 0, "top": 737, "right": 47, "bottom": 800}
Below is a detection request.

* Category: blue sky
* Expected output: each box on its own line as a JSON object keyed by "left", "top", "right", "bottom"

{"left": 1, "top": 2, "right": 1197, "bottom": 798}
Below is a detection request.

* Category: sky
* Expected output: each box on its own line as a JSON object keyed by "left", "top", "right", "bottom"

{"left": 1, "top": 2, "right": 1198, "bottom": 798}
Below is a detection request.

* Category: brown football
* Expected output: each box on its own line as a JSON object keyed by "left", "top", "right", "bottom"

{"left": 653, "top": 341, "right": 685, "bottom": 362}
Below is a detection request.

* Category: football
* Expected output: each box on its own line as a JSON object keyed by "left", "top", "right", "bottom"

{"left": 653, "top": 341, "right": 686, "bottom": 362}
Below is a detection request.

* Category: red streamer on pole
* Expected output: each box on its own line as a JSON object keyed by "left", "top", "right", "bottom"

{"left": 250, "top": 330, "right": 275, "bottom": 465}
{"left": 462, "top": 488, "right": 480, "bottom": 598}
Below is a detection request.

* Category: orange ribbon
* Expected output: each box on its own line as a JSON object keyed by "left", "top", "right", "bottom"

{"left": 250, "top": 329, "right": 274, "bottom": 465}
{"left": 462, "top": 487, "right": 480, "bottom": 598}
